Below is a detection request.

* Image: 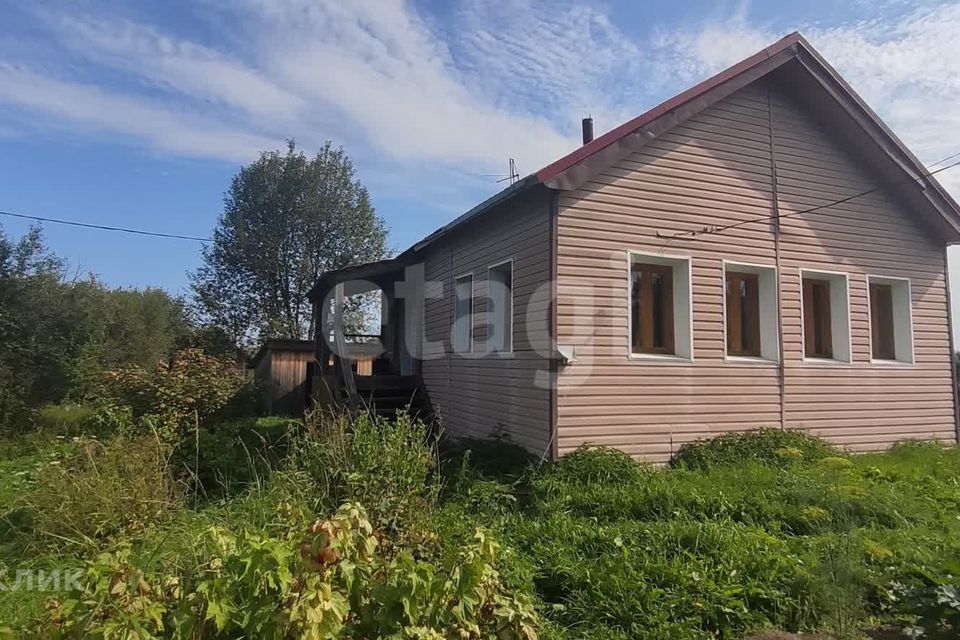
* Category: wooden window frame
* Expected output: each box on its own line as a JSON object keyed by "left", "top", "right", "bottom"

{"left": 452, "top": 272, "right": 474, "bottom": 354}
{"left": 869, "top": 281, "right": 895, "bottom": 361}
{"left": 725, "top": 271, "right": 762, "bottom": 357}
{"left": 802, "top": 277, "right": 834, "bottom": 359}
{"left": 866, "top": 275, "right": 914, "bottom": 365}
{"left": 630, "top": 262, "right": 676, "bottom": 355}
{"left": 487, "top": 259, "right": 514, "bottom": 354}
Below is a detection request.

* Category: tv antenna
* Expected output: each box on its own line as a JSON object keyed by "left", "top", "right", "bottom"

{"left": 497, "top": 158, "right": 520, "bottom": 185}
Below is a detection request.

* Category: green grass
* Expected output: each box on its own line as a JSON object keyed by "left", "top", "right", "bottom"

{"left": 1, "top": 424, "right": 959, "bottom": 638}
{"left": 432, "top": 437, "right": 960, "bottom": 639}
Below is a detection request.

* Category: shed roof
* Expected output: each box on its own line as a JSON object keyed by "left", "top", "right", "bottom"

{"left": 249, "top": 339, "right": 314, "bottom": 368}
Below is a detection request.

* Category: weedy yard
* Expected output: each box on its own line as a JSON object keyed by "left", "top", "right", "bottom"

{"left": 1, "top": 400, "right": 959, "bottom": 638}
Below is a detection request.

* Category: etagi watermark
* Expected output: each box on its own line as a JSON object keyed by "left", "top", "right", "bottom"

{"left": 0, "top": 568, "right": 83, "bottom": 592}
{"left": 318, "top": 262, "right": 602, "bottom": 390}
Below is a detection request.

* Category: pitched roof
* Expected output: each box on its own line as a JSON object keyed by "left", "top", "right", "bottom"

{"left": 534, "top": 31, "right": 960, "bottom": 242}
{"left": 315, "top": 31, "right": 960, "bottom": 293}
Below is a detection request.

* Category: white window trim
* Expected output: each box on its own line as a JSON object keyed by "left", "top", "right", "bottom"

{"left": 453, "top": 271, "right": 475, "bottom": 355}
{"left": 865, "top": 274, "right": 915, "bottom": 366}
{"left": 798, "top": 267, "right": 852, "bottom": 366}
{"left": 486, "top": 258, "right": 514, "bottom": 355}
{"left": 721, "top": 260, "right": 780, "bottom": 364}
{"left": 625, "top": 250, "right": 694, "bottom": 364}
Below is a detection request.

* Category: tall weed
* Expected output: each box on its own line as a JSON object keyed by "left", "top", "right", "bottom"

{"left": 21, "top": 435, "right": 184, "bottom": 548}
{"left": 295, "top": 410, "right": 439, "bottom": 532}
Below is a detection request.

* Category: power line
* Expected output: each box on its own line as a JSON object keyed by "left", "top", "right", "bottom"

{"left": 927, "top": 149, "right": 960, "bottom": 169}
{"left": 658, "top": 156, "right": 960, "bottom": 241}
{"left": 0, "top": 209, "right": 212, "bottom": 242}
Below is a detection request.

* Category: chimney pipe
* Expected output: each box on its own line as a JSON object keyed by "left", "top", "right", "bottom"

{"left": 581, "top": 116, "right": 594, "bottom": 145}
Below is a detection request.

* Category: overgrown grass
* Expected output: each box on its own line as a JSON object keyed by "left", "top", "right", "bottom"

{"left": 435, "top": 433, "right": 960, "bottom": 639}
{"left": 1, "top": 421, "right": 959, "bottom": 638}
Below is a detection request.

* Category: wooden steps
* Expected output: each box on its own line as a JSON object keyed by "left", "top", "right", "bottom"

{"left": 352, "top": 375, "right": 426, "bottom": 418}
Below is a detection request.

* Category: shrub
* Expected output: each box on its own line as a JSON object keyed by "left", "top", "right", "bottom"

{"left": 22, "top": 435, "right": 184, "bottom": 547}
{"left": 97, "top": 348, "right": 248, "bottom": 443}
{"left": 672, "top": 428, "right": 838, "bottom": 470}
{"left": 41, "top": 502, "right": 539, "bottom": 639}
{"left": 296, "top": 411, "right": 438, "bottom": 532}
{"left": 544, "top": 445, "right": 648, "bottom": 485}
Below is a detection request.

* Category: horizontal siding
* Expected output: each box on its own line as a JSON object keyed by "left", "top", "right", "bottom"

{"left": 420, "top": 189, "right": 552, "bottom": 453}
{"left": 555, "top": 81, "right": 956, "bottom": 463}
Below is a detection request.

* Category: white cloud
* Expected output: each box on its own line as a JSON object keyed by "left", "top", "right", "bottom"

{"left": 6, "top": 0, "right": 960, "bottom": 197}
{"left": 55, "top": 17, "right": 307, "bottom": 122}
{"left": 244, "top": 0, "right": 575, "bottom": 172}
{"left": 0, "top": 64, "right": 279, "bottom": 162}
{"left": 662, "top": 2, "right": 960, "bottom": 187}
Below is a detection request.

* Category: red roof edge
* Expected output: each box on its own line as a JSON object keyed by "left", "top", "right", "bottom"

{"left": 534, "top": 32, "right": 805, "bottom": 184}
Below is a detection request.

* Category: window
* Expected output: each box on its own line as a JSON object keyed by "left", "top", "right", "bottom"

{"left": 453, "top": 274, "right": 473, "bottom": 353}
{"left": 628, "top": 253, "right": 692, "bottom": 359}
{"left": 723, "top": 263, "right": 779, "bottom": 361}
{"left": 801, "top": 270, "right": 850, "bottom": 362}
{"left": 487, "top": 261, "right": 513, "bottom": 353}
{"left": 803, "top": 278, "right": 833, "bottom": 358}
{"left": 868, "top": 276, "right": 913, "bottom": 363}
{"left": 870, "top": 282, "right": 895, "bottom": 360}
{"left": 631, "top": 263, "right": 675, "bottom": 354}
{"left": 725, "top": 272, "right": 761, "bottom": 357}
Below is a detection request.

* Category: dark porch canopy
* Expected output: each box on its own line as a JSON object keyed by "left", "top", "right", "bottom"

{"left": 308, "top": 253, "right": 426, "bottom": 382}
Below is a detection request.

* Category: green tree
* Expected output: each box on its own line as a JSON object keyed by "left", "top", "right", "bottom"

{"left": 0, "top": 225, "right": 228, "bottom": 433}
{"left": 0, "top": 225, "right": 65, "bottom": 429}
{"left": 191, "top": 140, "right": 387, "bottom": 345}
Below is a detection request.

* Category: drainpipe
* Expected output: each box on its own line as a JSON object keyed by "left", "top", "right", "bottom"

{"left": 944, "top": 247, "right": 960, "bottom": 443}
{"left": 768, "top": 86, "right": 787, "bottom": 430}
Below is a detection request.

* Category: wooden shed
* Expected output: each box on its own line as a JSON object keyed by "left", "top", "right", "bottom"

{"left": 251, "top": 339, "right": 380, "bottom": 415}
{"left": 250, "top": 340, "right": 317, "bottom": 416}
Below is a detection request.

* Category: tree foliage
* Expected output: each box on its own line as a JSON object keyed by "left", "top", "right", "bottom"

{"left": 192, "top": 141, "right": 387, "bottom": 345}
{"left": 0, "top": 225, "right": 231, "bottom": 434}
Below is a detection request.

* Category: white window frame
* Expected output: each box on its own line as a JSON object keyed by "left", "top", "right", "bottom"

{"left": 626, "top": 250, "right": 694, "bottom": 363}
{"left": 486, "top": 259, "right": 514, "bottom": 354}
{"left": 798, "top": 267, "right": 852, "bottom": 365}
{"left": 722, "top": 260, "right": 780, "bottom": 364}
{"left": 866, "top": 274, "right": 915, "bottom": 365}
{"left": 452, "top": 272, "right": 475, "bottom": 354}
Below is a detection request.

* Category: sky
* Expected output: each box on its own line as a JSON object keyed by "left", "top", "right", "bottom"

{"left": 4, "top": 0, "right": 960, "bottom": 334}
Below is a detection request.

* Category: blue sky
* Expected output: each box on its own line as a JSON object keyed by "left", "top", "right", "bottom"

{"left": 3, "top": 0, "right": 960, "bottom": 326}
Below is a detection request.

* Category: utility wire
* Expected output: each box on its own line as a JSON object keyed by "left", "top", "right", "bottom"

{"left": 0, "top": 209, "right": 212, "bottom": 243}
{"left": 658, "top": 156, "right": 960, "bottom": 241}
{"left": 5, "top": 147, "right": 960, "bottom": 245}
{"left": 927, "top": 149, "right": 960, "bottom": 169}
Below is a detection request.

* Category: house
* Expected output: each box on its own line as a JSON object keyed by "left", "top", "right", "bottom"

{"left": 250, "top": 339, "right": 378, "bottom": 415}
{"left": 308, "top": 32, "right": 960, "bottom": 463}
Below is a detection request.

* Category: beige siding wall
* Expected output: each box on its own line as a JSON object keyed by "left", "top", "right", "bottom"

{"left": 555, "top": 81, "right": 956, "bottom": 462}
{"left": 421, "top": 190, "right": 553, "bottom": 453}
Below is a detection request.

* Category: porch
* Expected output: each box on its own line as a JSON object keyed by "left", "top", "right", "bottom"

{"left": 309, "top": 257, "right": 426, "bottom": 416}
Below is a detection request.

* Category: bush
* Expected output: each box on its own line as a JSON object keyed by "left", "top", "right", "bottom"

{"left": 41, "top": 502, "right": 539, "bottom": 639}
{"left": 21, "top": 435, "right": 184, "bottom": 547}
{"left": 544, "top": 445, "right": 648, "bottom": 485}
{"left": 672, "top": 428, "right": 838, "bottom": 470}
{"left": 97, "top": 348, "right": 248, "bottom": 444}
{"left": 296, "top": 411, "right": 438, "bottom": 532}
